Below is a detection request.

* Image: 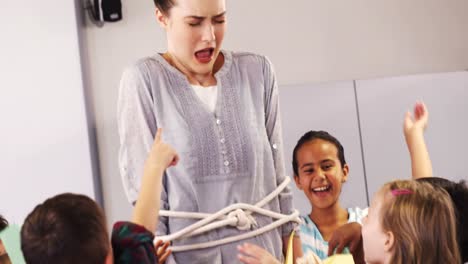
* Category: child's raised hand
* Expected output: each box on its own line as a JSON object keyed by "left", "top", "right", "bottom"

{"left": 237, "top": 243, "right": 281, "bottom": 264}
{"left": 155, "top": 240, "right": 171, "bottom": 263}
{"left": 403, "top": 101, "right": 429, "bottom": 138}
{"left": 132, "top": 128, "right": 178, "bottom": 233}
{"left": 145, "top": 128, "right": 179, "bottom": 170}
{"left": 403, "top": 102, "right": 433, "bottom": 178}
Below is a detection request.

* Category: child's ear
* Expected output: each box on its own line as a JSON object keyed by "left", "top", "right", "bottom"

{"left": 341, "top": 164, "right": 349, "bottom": 183}
{"left": 155, "top": 8, "right": 169, "bottom": 28}
{"left": 384, "top": 230, "right": 395, "bottom": 252}
{"left": 294, "top": 175, "right": 302, "bottom": 190}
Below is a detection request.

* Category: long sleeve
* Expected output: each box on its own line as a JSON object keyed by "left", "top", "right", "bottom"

{"left": 111, "top": 221, "right": 158, "bottom": 264}
{"left": 262, "top": 56, "right": 295, "bottom": 236}
{"left": 117, "top": 64, "right": 170, "bottom": 237}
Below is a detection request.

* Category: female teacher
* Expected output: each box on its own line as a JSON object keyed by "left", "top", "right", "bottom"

{"left": 118, "top": 0, "right": 298, "bottom": 262}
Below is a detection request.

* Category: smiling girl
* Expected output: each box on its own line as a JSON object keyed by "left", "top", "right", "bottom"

{"left": 292, "top": 131, "right": 367, "bottom": 260}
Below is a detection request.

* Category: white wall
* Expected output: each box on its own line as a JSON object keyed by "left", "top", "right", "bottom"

{"left": 225, "top": 0, "right": 468, "bottom": 83}
{"left": 79, "top": 0, "right": 161, "bottom": 226}
{"left": 79, "top": 0, "right": 468, "bottom": 226}
{"left": 0, "top": 1, "right": 97, "bottom": 224}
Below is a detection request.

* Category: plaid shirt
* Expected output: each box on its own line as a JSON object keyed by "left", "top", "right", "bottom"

{"left": 112, "top": 221, "right": 158, "bottom": 264}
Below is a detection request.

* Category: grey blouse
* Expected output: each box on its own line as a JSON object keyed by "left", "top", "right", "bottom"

{"left": 118, "top": 50, "right": 295, "bottom": 263}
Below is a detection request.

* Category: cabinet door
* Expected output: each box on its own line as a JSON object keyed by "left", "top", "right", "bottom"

{"left": 356, "top": 71, "right": 468, "bottom": 199}
{"left": 280, "top": 82, "right": 369, "bottom": 215}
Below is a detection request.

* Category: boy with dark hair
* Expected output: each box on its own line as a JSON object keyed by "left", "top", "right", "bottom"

{"left": 21, "top": 128, "right": 177, "bottom": 263}
{"left": 21, "top": 194, "right": 111, "bottom": 264}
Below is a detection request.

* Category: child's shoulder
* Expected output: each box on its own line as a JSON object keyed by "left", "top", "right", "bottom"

{"left": 299, "top": 215, "right": 315, "bottom": 228}
{"left": 347, "top": 207, "right": 368, "bottom": 224}
{"left": 299, "top": 215, "right": 321, "bottom": 236}
{"left": 298, "top": 215, "right": 330, "bottom": 260}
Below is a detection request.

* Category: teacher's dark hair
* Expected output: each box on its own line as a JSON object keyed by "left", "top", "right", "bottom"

{"left": 154, "top": 0, "right": 176, "bottom": 15}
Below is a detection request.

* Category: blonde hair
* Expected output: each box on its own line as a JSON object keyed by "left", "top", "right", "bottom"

{"left": 378, "top": 180, "right": 460, "bottom": 264}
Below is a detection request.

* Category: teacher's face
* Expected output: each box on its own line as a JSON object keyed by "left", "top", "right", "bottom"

{"left": 158, "top": 0, "right": 226, "bottom": 75}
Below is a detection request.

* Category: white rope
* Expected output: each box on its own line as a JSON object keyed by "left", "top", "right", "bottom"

{"left": 154, "top": 177, "right": 302, "bottom": 252}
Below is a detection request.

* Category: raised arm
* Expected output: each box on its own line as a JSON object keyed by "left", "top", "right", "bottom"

{"left": 403, "top": 102, "right": 433, "bottom": 179}
{"left": 132, "top": 128, "right": 179, "bottom": 233}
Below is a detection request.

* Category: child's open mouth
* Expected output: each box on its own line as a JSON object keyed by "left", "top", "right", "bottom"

{"left": 195, "top": 48, "right": 215, "bottom": 64}
{"left": 312, "top": 185, "right": 332, "bottom": 196}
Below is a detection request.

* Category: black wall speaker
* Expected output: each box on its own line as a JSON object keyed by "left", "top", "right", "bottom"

{"left": 92, "top": 0, "right": 122, "bottom": 22}
{"left": 101, "top": 0, "right": 122, "bottom": 22}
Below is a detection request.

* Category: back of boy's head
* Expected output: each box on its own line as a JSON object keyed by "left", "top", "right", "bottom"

{"left": 21, "top": 193, "right": 109, "bottom": 264}
{"left": 292, "top": 130, "right": 346, "bottom": 176}
{"left": 417, "top": 177, "right": 468, "bottom": 262}
{"left": 379, "top": 180, "right": 460, "bottom": 264}
{"left": 0, "top": 215, "right": 7, "bottom": 231}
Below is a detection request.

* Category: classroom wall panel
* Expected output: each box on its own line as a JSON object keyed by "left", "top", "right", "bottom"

{"left": 356, "top": 72, "right": 468, "bottom": 198}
